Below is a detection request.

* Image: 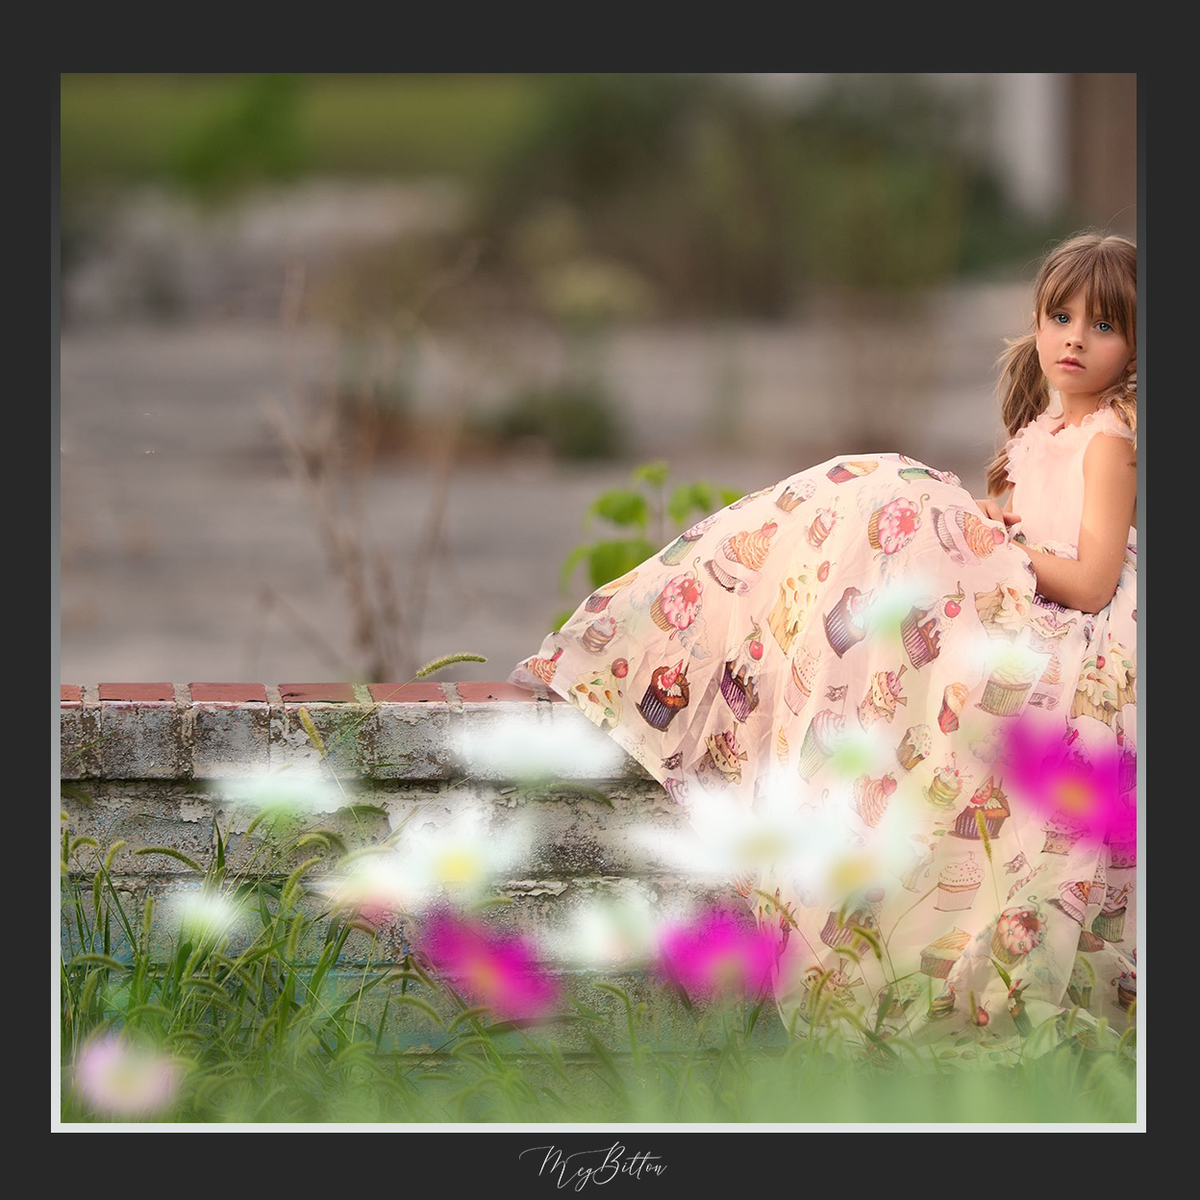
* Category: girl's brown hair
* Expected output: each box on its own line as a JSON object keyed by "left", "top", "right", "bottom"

{"left": 984, "top": 231, "right": 1137, "bottom": 497}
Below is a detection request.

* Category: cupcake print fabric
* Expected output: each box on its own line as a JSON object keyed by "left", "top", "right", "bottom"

{"left": 509, "top": 435, "right": 1137, "bottom": 1062}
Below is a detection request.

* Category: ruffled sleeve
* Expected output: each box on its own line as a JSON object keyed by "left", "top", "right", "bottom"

{"left": 1048, "top": 399, "right": 1136, "bottom": 459}
{"left": 1003, "top": 400, "right": 1134, "bottom": 489}
{"left": 1002, "top": 421, "right": 1042, "bottom": 489}
{"left": 1002, "top": 410, "right": 1057, "bottom": 489}
{"left": 1085, "top": 402, "right": 1136, "bottom": 447}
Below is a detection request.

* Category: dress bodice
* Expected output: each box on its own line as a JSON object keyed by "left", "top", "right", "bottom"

{"left": 1003, "top": 396, "right": 1136, "bottom": 548}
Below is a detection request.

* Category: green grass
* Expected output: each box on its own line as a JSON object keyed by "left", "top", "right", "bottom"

{"left": 58, "top": 808, "right": 1137, "bottom": 1125}
{"left": 60, "top": 73, "right": 544, "bottom": 187}
{"left": 59, "top": 703, "right": 1135, "bottom": 1125}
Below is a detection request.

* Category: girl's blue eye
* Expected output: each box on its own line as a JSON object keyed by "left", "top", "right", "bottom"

{"left": 1052, "top": 312, "right": 1115, "bottom": 332}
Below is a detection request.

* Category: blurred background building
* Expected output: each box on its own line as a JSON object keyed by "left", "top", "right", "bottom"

{"left": 58, "top": 72, "right": 1137, "bottom": 685}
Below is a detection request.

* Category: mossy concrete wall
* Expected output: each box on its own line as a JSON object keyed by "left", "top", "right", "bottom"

{"left": 60, "top": 682, "right": 789, "bottom": 1054}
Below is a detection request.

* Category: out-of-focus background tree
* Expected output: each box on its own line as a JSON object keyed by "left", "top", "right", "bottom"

{"left": 59, "top": 72, "right": 1136, "bottom": 684}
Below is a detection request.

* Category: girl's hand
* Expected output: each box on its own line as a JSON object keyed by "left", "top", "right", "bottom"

{"left": 973, "top": 496, "right": 1021, "bottom": 527}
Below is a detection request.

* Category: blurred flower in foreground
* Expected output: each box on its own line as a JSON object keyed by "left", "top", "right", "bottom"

{"left": 419, "top": 910, "right": 559, "bottom": 1021}
{"left": 219, "top": 769, "right": 344, "bottom": 817}
{"left": 547, "top": 891, "right": 659, "bottom": 968}
{"left": 998, "top": 713, "right": 1129, "bottom": 846}
{"left": 167, "top": 889, "right": 240, "bottom": 943}
{"left": 321, "top": 853, "right": 414, "bottom": 928}
{"left": 655, "top": 908, "right": 777, "bottom": 1001}
{"left": 401, "top": 807, "right": 527, "bottom": 905}
{"left": 634, "top": 778, "right": 812, "bottom": 887}
{"left": 72, "top": 1033, "right": 178, "bottom": 1119}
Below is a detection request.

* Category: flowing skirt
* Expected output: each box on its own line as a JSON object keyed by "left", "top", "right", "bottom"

{"left": 509, "top": 452, "right": 1138, "bottom": 1064}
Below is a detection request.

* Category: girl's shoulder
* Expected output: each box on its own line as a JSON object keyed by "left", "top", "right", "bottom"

{"left": 1003, "top": 399, "right": 1134, "bottom": 488}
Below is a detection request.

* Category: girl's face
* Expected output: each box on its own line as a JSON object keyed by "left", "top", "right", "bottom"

{"left": 1034, "top": 286, "right": 1134, "bottom": 408}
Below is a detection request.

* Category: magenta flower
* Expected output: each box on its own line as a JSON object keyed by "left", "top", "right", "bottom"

{"left": 419, "top": 910, "right": 559, "bottom": 1021}
{"left": 655, "top": 908, "right": 778, "bottom": 1001}
{"left": 72, "top": 1033, "right": 178, "bottom": 1119}
{"left": 997, "top": 713, "right": 1132, "bottom": 847}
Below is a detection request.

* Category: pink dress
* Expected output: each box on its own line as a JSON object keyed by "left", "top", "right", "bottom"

{"left": 1004, "top": 398, "right": 1137, "bottom": 548}
{"left": 509, "top": 399, "right": 1138, "bottom": 1063}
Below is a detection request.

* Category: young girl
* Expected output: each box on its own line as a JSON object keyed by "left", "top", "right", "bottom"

{"left": 509, "top": 232, "right": 1138, "bottom": 1062}
{"left": 976, "top": 233, "right": 1137, "bottom": 615}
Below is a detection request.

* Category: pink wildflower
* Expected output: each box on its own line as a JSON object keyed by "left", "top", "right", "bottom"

{"left": 72, "top": 1033, "right": 178, "bottom": 1119}
{"left": 419, "top": 910, "right": 559, "bottom": 1021}
{"left": 655, "top": 908, "right": 778, "bottom": 1001}
{"left": 998, "top": 712, "right": 1131, "bottom": 847}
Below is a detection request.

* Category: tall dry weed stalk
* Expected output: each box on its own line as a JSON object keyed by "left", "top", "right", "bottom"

{"left": 256, "top": 243, "right": 484, "bottom": 682}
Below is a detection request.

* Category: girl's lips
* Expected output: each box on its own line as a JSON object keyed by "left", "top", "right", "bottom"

{"left": 1058, "top": 361, "right": 1084, "bottom": 372}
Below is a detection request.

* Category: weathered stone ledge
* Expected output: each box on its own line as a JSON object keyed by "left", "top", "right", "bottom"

{"left": 60, "top": 681, "right": 651, "bottom": 784}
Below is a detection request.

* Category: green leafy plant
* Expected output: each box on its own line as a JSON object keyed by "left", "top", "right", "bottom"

{"left": 551, "top": 459, "right": 742, "bottom": 631}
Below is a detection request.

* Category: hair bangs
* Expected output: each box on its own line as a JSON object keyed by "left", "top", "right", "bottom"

{"left": 1091, "top": 258, "right": 1137, "bottom": 344}
{"left": 1036, "top": 238, "right": 1136, "bottom": 344}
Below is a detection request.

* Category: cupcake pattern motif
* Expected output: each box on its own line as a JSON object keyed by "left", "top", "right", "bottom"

{"left": 935, "top": 853, "right": 983, "bottom": 911}
{"left": 896, "top": 723, "right": 932, "bottom": 772}
{"left": 867, "top": 493, "right": 931, "bottom": 557}
{"left": 720, "top": 623, "right": 765, "bottom": 723}
{"left": 706, "top": 521, "right": 778, "bottom": 595}
{"left": 510, "top": 443, "right": 1138, "bottom": 1059}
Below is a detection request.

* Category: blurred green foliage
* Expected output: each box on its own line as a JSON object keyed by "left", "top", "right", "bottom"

{"left": 471, "top": 381, "right": 625, "bottom": 463}
{"left": 60, "top": 73, "right": 540, "bottom": 186}
{"left": 472, "top": 72, "right": 1080, "bottom": 316}
{"left": 168, "top": 73, "right": 307, "bottom": 196}
{"left": 783, "top": 75, "right": 1075, "bottom": 283}
{"left": 60, "top": 72, "right": 1082, "bottom": 318}
{"left": 475, "top": 74, "right": 799, "bottom": 317}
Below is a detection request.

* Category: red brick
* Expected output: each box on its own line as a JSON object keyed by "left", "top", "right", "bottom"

{"left": 278, "top": 683, "right": 357, "bottom": 703}
{"left": 60, "top": 685, "right": 83, "bottom": 706}
{"left": 367, "top": 683, "right": 446, "bottom": 704}
{"left": 98, "top": 683, "right": 175, "bottom": 702}
{"left": 189, "top": 683, "right": 269, "bottom": 704}
{"left": 457, "top": 682, "right": 543, "bottom": 704}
